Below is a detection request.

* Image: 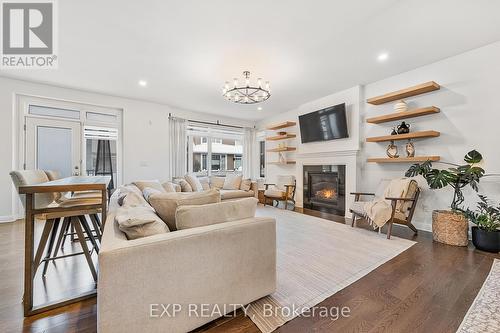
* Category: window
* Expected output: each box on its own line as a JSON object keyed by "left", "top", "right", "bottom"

{"left": 259, "top": 140, "right": 266, "bottom": 177}
{"left": 187, "top": 124, "right": 244, "bottom": 176}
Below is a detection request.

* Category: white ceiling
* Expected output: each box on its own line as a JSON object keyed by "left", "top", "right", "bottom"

{"left": 1, "top": 0, "right": 500, "bottom": 120}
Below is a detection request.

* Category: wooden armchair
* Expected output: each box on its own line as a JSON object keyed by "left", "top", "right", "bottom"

{"left": 263, "top": 175, "right": 296, "bottom": 210}
{"left": 350, "top": 179, "right": 420, "bottom": 239}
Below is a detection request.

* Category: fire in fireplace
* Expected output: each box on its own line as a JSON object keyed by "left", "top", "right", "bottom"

{"left": 316, "top": 188, "right": 337, "bottom": 200}
{"left": 303, "top": 165, "right": 346, "bottom": 216}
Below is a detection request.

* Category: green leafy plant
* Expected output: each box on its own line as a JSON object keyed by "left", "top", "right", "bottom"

{"left": 405, "top": 150, "right": 485, "bottom": 210}
{"left": 460, "top": 195, "right": 500, "bottom": 232}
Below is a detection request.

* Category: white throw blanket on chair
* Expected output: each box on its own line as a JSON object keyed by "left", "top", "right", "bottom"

{"left": 364, "top": 178, "right": 412, "bottom": 228}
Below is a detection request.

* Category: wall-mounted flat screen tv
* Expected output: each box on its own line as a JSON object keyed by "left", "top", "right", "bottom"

{"left": 298, "top": 103, "right": 348, "bottom": 143}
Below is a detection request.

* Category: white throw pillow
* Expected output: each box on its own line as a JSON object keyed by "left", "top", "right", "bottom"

{"left": 222, "top": 174, "right": 243, "bottom": 190}
{"left": 185, "top": 173, "right": 204, "bottom": 192}
{"left": 176, "top": 198, "right": 258, "bottom": 230}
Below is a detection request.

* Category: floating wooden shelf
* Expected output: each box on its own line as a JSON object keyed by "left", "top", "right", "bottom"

{"left": 266, "top": 121, "right": 296, "bottom": 130}
{"left": 266, "top": 134, "right": 296, "bottom": 141}
{"left": 367, "top": 156, "right": 441, "bottom": 163}
{"left": 366, "top": 130, "right": 440, "bottom": 143}
{"left": 268, "top": 161, "right": 296, "bottom": 165}
{"left": 367, "top": 81, "right": 440, "bottom": 105}
{"left": 266, "top": 147, "right": 297, "bottom": 152}
{"left": 366, "top": 106, "right": 440, "bottom": 124}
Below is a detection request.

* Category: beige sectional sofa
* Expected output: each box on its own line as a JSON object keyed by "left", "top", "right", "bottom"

{"left": 173, "top": 174, "right": 258, "bottom": 201}
{"left": 98, "top": 183, "right": 276, "bottom": 333}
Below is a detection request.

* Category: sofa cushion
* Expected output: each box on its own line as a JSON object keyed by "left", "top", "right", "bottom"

{"left": 198, "top": 177, "right": 211, "bottom": 191}
{"left": 240, "top": 178, "right": 252, "bottom": 191}
{"left": 148, "top": 189, "right": 221, "bottom": 231}
{"left": 220, "top": 189, "right": 255, "bottom": 200}
{"left": 185, "top": 173, "right": 204, "bottom": 192}
{"left": 142, "top": 187, "right": 163, "bottom": 201}
{"left": 161, "top": 181, "right": 179, "bottom": 193}
{"left": 176, "top": 198, "right": 258, "bottom": 230}
{"left": 133, "top": 180, "right": 166, "bottom": 193}
{"left": 115, "top": 206, "right": 169, "bottom": 240}
{"left": 209, "top": 176, "right": 225, "bottom": 189}
{"left": 223, "top": 174, "right": 242, "bottom": 190}
{"left": 173, "top": 178, "right": 193, "bottom": 192}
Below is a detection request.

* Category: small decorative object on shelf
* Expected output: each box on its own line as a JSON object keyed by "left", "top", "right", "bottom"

{"left": 405, "top": 139, "right": 415, "bottom": 157}
{"left": 277, "top": 131, "right": 287, "bottom": 136}
{"left": 279, "top": 152, "right": 286, "bottom": 164}
{"left": 397, "top": 121, "right": 410, "bottom": 134}
{"left": 391, "top": 127, "right": 397, "bottom": 135}
{"left": 394, "top": 100, "right": 408, "bottom": 112}
{"left": 386, "top": 140, "right": 399, "bottom": 158}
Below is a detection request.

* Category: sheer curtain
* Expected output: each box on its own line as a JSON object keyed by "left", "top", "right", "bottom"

{"left": 243, "top": 127, "right": 257, "bottom": 179}
{"left": 168, "top": 117, "right": 187, "bottom": 178}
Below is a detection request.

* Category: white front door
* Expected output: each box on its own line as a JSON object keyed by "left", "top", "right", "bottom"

{"left": 25, "top": 117, "right": 82, "bottom": 177}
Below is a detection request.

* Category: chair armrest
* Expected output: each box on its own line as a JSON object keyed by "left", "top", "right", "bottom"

{"left": 385, "top": 197, "right": 416, "bottom": 202}
{"left": 350, "top": 192, "right": 375, "bottom": 196}
{"left": 283, "top": 184, "right": 295, "bottom": 188}
{"left": 264, "top": 183, "right": 275, "bottom": 190}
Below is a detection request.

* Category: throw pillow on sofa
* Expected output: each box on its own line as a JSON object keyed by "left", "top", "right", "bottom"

{"left": 133, "top": 180, "right": 166, "bottom": 193}
{"left": 142, "top": 187, "right": 163, "bottom": 201}
{"left": 148, "top": 189, "right": 221, "bottom": 231}
{"left": 115, "top": 206, "right": 169, "bottom": 240}
{"left": 222, "top": 174, "right": 242, "bottom": 190}
{"left": 176, "top": 197, "right": 258, "bottom": 230}
{"left": 209, "top": 176, "right": 225, "bottom": 189}
{"left": 198, "top": 177, "right": 211, "bottom": 191}
{"left": 240, "top": 178, "right": 252, "bottom": 191}
{"left": 161, "top": 181, "right": 180, "bottom": 193}
{"left": 173, "top": 178, "right": 192, "bottom": 192}
{"left": 185, "top": 173, "right": 204, "bottom": 192}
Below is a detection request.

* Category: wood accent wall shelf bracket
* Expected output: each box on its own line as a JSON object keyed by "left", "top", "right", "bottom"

{"left": 366, "top": 130, "right": 440, "bottom": 143}
{"left": 266, "top": 134, "right": 297, "bottom": 141}
{"left": 367, "top": 156, "right": 441, "bottom": 163}
{"left": 266, "top": 121, "right": 297, "bottom": 130}
{"left": 266, "top": 147, "right": 297, "bottom": 153}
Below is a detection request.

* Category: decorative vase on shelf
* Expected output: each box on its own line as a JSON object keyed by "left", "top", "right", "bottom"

{"left": 397, "top": 121, "right": 410, "bottom": 134}
{"left": 394, "top": 100, "right": 408, "bottom": 112}
{"left": 405, "top": 139, "right": 415, "bottom": 157}
{"left": 386, "top": 140, "right": 399, "bottom": 158}
{"left": 391, "top": 127, "right": 397, "bottom": 135}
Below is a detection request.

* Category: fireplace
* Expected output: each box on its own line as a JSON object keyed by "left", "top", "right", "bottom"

{"left": 303, "top": 165, "right": 346, "bottom": 216}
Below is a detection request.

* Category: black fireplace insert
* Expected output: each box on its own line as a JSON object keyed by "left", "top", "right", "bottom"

{"left": 303, "top": 165, "right": 345, "bottom": 216}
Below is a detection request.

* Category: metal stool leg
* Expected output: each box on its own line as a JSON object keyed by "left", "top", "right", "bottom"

{"left": 33, "top": 219, "right": 55, "bottom": 276}
{"left": 72, "top": 217, "right": 97, "bottom": 282}
{"left": 42, "top": 217, "right": 61, "bottom": 276}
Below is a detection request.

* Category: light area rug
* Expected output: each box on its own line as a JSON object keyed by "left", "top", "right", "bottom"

{"left": 247, "top": 206, "right": 415, "bottom": 333}
{"left": 457, "top": 259, "right": 500, "bottom": 333}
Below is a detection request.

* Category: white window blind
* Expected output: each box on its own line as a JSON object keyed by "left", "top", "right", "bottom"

{"left": 84, "top": 126, "right": 118, "bottom": 140}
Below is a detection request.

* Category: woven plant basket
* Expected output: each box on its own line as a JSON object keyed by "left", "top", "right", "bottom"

{"left": 432, "top": 210, "right": 468, "bottom": 246}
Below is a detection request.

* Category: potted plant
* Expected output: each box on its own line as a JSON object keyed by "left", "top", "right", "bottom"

{"left": 405, "top": 150, "right": 485, "bottom": 246}
{"left": 460, "top": 195, "right": 500, "bottom": 253}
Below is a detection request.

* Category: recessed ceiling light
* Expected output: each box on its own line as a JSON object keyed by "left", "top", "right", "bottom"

{"left": 257, "top": 106, "right": 262, "bottom": 111}
{"left": 138, "top": 80, "right": 147, "bottom": 87}
{"left": 377, "top": 52, "right": 389, "bottom": 62}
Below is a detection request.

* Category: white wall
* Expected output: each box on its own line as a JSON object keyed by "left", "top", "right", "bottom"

{"left": 361, "top": 41, "right": 500, "bottom": 231}
{"left": 257, "top": 86, "right": 361, "bottom": 213}
{"left": 0, "top": 77, "right": 253, "bottom": 221}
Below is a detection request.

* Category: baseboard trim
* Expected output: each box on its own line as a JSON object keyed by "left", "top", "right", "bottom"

{"left": 0, "top": 214, "right": 22, "bottom": 223}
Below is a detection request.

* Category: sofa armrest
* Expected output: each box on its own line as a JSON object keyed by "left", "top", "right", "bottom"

{"left": 98, "top": 217, "right": 276, "bottom": 333}
{"left": 250, "top": 181, "right": 259, "bottom": 197}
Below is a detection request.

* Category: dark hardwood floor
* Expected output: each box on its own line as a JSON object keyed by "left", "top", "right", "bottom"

{"left": 1, "top": 208, "right": 498, "bottom": 333}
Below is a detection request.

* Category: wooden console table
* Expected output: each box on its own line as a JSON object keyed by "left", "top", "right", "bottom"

{"left": 18, "top": 176, "right": 109, "bottom": 316}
